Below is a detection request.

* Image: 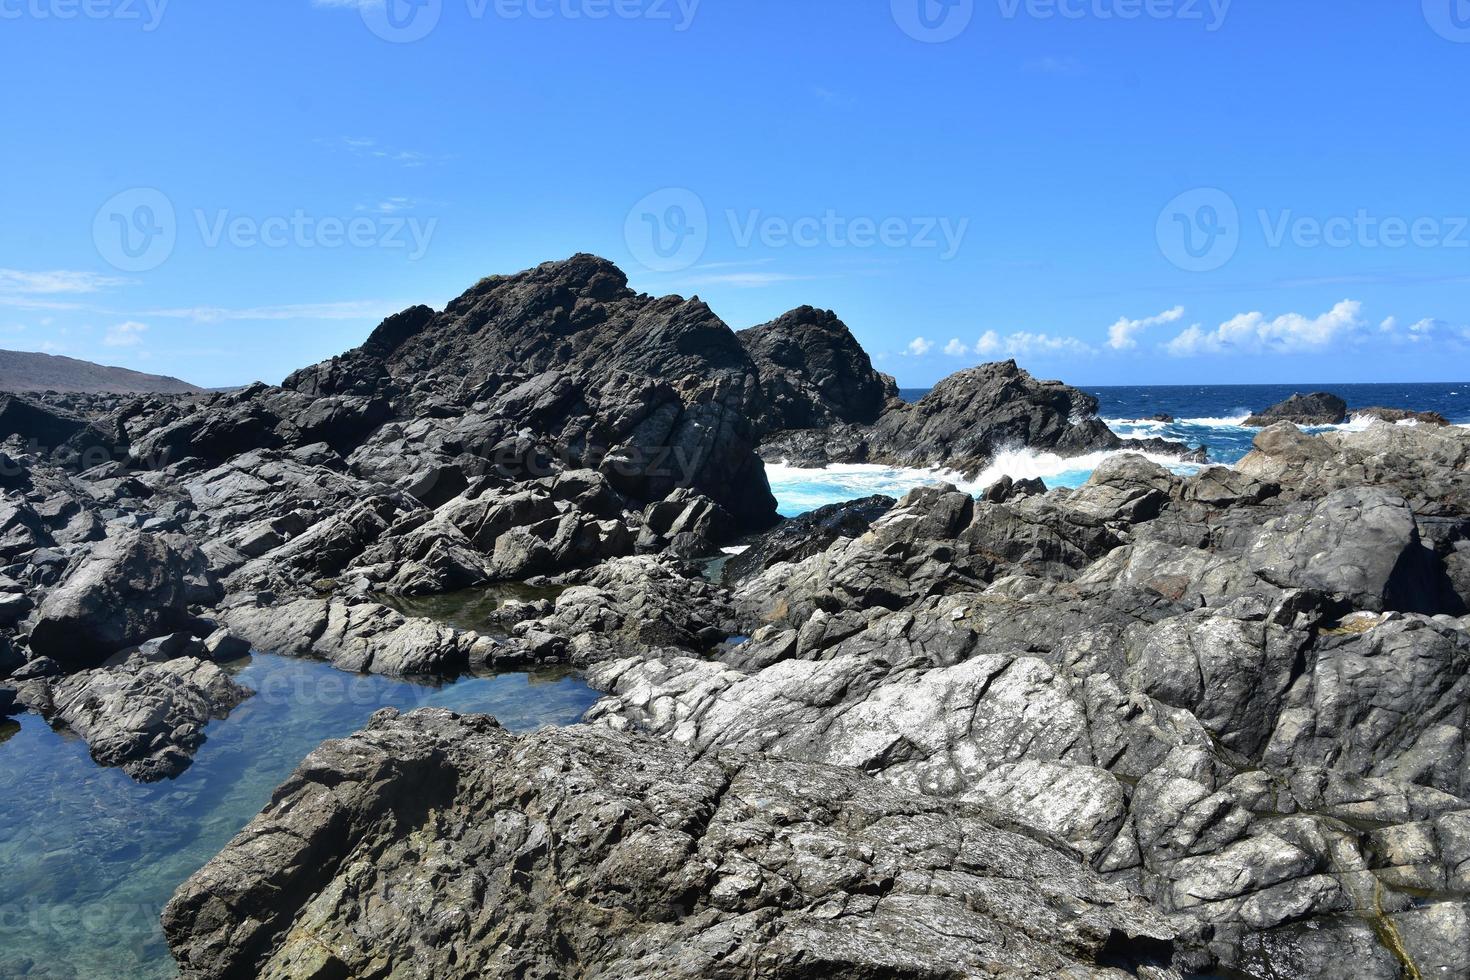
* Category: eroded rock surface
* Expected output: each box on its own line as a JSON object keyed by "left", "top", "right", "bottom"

{"left": 163, "top": 707, "right": 1187, "bottom": 980}
{"left": 582, "top": 422, "right": 1470, "bottom": 976}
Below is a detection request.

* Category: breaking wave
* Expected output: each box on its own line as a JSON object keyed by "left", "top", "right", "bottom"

{"left": 764, "top": 446, "right": 1201, "bottom": 518}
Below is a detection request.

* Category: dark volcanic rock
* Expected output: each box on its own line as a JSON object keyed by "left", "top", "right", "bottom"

{"left": 867, "top": 361, "right": 1119, "bottom": 473}
{"left": 0, "top": 393, "right": 88, "bottom": 447}
{"left": 756, "top": 360, "right": 1188, "bottom": 474}
{"left": 738, "top": 306, "right": 899, "bottom": 430}
{"left": 282, "top": 255, "right": 779, "bottom": 532}
{"left": 162, "top": 707, "right": 1185, "bottom": 980}
{"left": 374, "top": 254, "right": 758, "bottom": 384}
{"left": 1244, "top": 392, "right": 1348, "bottom": 427}
{"left": 26, "top": 530, "right": 218, "bottom": 670}
{"left": 722, "top": 494, "right": 896, "bottom": 585}
{"left": 585, "top": 423, "right": 1470, "bottom": 975}
{"left": 1356, "top": 406, "right": 1451, "bottom": 426}
{"left": 220, "top": 596, "right": 502, "bottom": 676}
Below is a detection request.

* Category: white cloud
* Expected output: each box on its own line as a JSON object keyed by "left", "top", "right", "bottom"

{"left": 943, "top": 338, "right": 969, "bottom": 357}
{"left": 103, "top": 321, "right": 148, "bottom": 347}
{"left": 357, "top": 197, "right": 417, "bottom": 215}
{"left": 906, "top": 337, "right": 933, "bottom": 356}
{"left": 1002, "top": 332, "right": 1095, "bottom": 357}
{"left": 1377, "top": 316, "right": 1469, "bottom": 346}
{"left": 1107, "top": 306, "right": 1185, "bottom": 351}
{"left": 0, "top": 269, "right": 132, "bottom": 295}
{"left": 666, "top": 270, "right": 819, "bottom": 289}
{"left": 322, "top": 135, "right": 434, "bottom": 167}
{"left": 1165, "top": 300, "right": 1365, "bottom": 356}
{"left": 962, "top": 329, "right": 1093, "bottom": 360}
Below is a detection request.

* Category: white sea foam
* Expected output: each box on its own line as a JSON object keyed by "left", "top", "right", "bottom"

{"left": 763, "top": 462, "right": 987, "bottom": 516}
{"left": 765, "top": 447, "right": 1203, "bottom": 516}
{"left": 1103, "top": 413, "right": 1253, "bottom": 429}
{"left": 972, "top": 447, "right": 1202, "bottom": 488}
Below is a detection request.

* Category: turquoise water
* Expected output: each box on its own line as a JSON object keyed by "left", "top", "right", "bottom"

{"left": 0, "top": 654, "right": 599, "bottom": 980}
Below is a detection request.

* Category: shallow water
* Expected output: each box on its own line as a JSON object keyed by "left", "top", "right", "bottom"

{"left": 379, "top": 581, "right": 569, "bottom": 633}
{"left": 0, "top": 654, "right": 600, "bottom": 980}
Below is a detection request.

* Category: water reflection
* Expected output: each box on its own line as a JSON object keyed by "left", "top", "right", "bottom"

{"left": 378, "top": 581, "right": 569, "bottom": 635}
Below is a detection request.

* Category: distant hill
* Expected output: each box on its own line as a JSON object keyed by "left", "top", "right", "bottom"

{"left": 0, "top": 349, "right": 202, "bottom": 395}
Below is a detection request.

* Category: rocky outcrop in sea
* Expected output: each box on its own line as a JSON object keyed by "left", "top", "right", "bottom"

{"left": 2, "top": 255, "right": 1464, "bottom": 978}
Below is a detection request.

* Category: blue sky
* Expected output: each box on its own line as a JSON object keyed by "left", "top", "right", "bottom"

{"left": 2, "top": 0, "right": 1468, "bottom": 388}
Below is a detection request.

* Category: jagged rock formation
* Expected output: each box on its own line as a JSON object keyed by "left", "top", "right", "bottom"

{"left": 722, "top": 494, "right": 896, "bottom": 585}
{"left": 1243, "top": 392, "right": 1348, "bottom": 427}
{"left": 573, "top": 421, "right": 1470, "bottom": 976}
{"left": 162, "top": 707, "right": 1187, "bottom": 980}
{"left": 1356, "top": 406, "right": 1451, "bottom": 426}
{"left": 737, "top": 306, "right": 899, "bottom": 430}
{"left": 282, "top": 254, "right": 777, "bottom": 530}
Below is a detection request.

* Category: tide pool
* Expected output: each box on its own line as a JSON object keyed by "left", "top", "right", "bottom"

{"left": 0, "top": 654, "right": 599, "bottom": 980}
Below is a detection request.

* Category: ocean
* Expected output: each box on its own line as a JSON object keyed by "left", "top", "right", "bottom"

{"left": 765, "top": 382, "right": 1470, "bottom": 517}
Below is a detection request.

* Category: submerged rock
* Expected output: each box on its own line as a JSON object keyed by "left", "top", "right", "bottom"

{"left": 162, "top": 707, "right": 1187, "bottom": 980}
{"left": 26, "top": 655, "right": 251, "bottom": 781}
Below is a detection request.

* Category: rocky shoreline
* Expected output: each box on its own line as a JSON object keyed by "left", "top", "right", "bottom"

{"left": 2, "top": 255, "right": 1466, "bottom": 978}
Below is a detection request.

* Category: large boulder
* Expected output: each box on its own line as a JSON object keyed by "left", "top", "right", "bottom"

{"left": 0, "top": 394, "right": 88, "bottom": 449}
{"left": 738, "top": 306, "right": 898, "bottom": 431}
{"left": 1244, "top": 392, "right": 1348, "bottom": 427}
{"left": 26, "top": 531, "right": 218, "bottom": 670}
{"left": 221, "top": 597, "right": 505, "bottom": 676}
